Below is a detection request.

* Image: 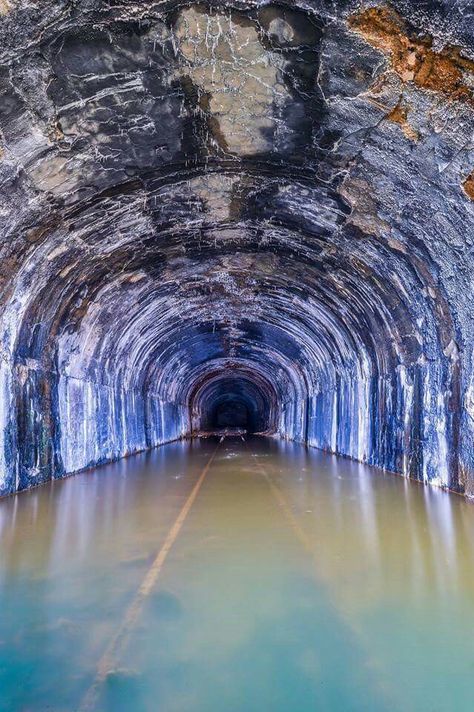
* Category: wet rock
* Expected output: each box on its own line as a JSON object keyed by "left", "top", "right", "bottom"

{"left": 0, "top": 0, "right": 472, "bottom": 496}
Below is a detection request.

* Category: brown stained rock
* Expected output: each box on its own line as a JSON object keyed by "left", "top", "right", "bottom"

{"left": 386, "top": 101, "right": 419, "bottom": 142}
{"left": 339, "top": 177, "right": 392, "bottom": 239}
{"left": 26, "top": 224, "right": 55, "bottom": 244}
{"left": 349, "top": 6, "right": 474, "bottom": 103}
{"left": 173, "top": 6, "right": 288, "bottom": 156}
{"left": 191, "top": 174, "right": 240, "bottom": 222}
{"left": 0, "top": 0, "right": 11, "bottom": 16}
{"left": 48, "top": 119, "right": 64, "bottom": 143}
{"left": 463, "top": 172, "right": 474, "bottom": 200}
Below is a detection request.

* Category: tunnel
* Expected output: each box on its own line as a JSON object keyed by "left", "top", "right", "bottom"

{"left": 0, "top": 0, "right": 472, "bottom": 499}
{"left": 3, "top": 1, "right": 474, "bottom": 709}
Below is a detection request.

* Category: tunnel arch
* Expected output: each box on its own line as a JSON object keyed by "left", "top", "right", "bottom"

{"left": 0, "top": 0, "right": 472, "bottom": 497}
{"left": 188, "top": 368, "right": 278, "bottom": 434}
{"left": 2, "top": 194, "right": 460, "bottom": 492}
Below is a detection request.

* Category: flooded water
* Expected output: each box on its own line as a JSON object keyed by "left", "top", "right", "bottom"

{"left": 1, "top": 437, "right": 474, "bottom": 711}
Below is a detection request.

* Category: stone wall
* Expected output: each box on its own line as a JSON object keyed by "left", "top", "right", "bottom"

{"left": 0, "top": 1, "right": 472, "bottom": 495}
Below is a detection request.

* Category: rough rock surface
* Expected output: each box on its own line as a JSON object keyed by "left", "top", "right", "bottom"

{"left": 0, "top": 0, "right": 473, "bottom": 496}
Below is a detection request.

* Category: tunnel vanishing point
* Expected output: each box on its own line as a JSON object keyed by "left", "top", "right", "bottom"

{"left": 0, "top": 0, "right": 473, "bottom": 498}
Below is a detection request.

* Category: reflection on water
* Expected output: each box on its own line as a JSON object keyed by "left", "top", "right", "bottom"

{"left": 1, "top": 437, "right": 474, "bottom": 711}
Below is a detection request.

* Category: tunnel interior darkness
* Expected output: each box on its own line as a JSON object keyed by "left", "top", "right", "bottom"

{"left": 0, "top": 0, "right": 473, "bottom": 497}
{"left": 190, "top": 373, "right": 276, "bottom": 433}
{"left": 212, "top": 400, "right": 249, "bottom": 430}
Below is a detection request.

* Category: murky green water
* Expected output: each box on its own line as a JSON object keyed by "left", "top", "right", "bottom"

{"left": 1, "top": 438, "right": 474, "bottom": 711}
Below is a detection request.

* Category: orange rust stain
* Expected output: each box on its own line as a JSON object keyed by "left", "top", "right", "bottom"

{"left": 463, "top": 172, "right": 474, "bottom": 200}
{"left": 386, "top": 101, "right": 419, "bottom": 141}
{"left": 349, "top": 6, "right": 474, "bottom": 103}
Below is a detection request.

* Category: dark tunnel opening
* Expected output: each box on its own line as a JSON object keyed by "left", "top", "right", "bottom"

{"left": 210, "top": 398, "right": 251, "bottom": 431}
{"left": 189, "top": 372, "right": 277, "bottom": 435}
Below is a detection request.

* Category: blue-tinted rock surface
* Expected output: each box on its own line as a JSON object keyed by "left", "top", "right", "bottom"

{"left": 0, "top": 0, "right": 473, "bottom": 495}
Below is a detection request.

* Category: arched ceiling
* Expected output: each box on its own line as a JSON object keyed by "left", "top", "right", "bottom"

{"left": 0, "top": 0, "right": 473, "bottom": 495}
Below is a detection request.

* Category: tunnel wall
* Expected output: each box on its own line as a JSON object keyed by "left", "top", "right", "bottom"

{"left": 304, "top": 365, "right": 452, "bottom": 485}
{"left": 57, "top": 376, "right": 186, "bottom": 475}
{"left": 5, "top": 362, "right": 187, "bottom": 492}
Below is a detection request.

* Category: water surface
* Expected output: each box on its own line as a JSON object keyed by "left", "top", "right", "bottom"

{"left": 1, "top": 437, "right": 474, "bottom": 711}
